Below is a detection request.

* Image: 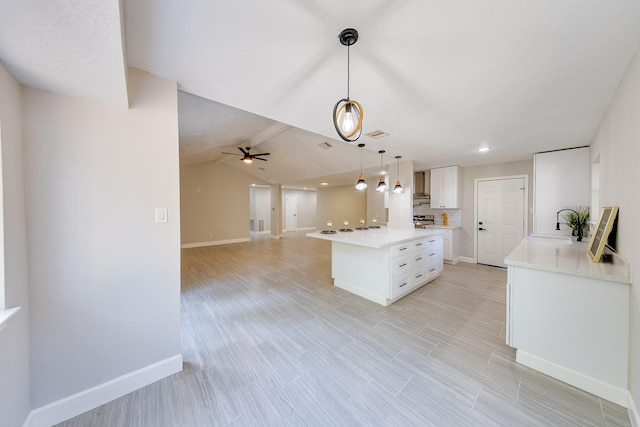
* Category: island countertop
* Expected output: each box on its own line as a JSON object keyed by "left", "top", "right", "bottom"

{"left": 306, "top": 226, "right": 444, "bottom": 249}
{"left": 504, "top": 235, "right": 631, "bottom": 284}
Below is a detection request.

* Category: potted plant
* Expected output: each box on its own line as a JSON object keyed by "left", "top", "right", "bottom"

{"left": 564, "top": 206, "right": 590, "bottom": 236}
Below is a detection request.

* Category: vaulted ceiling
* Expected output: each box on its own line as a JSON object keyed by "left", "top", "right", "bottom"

{"left": 2, "top": 0, "right": 640, "bottom": 187}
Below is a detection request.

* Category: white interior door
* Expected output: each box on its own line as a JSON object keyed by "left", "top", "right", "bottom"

{"left": 477, "top": 178, "right": 525, "bottom": 267}
{"left": 285, "top": 194, "right": 297, "bottom": 232}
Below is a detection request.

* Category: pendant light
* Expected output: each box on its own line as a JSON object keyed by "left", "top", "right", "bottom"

{"left": 333, "top": 28, "right": 364, "bottom": 142}
{"left": 355, "top": 143, "right": 367, "bottom": 191}
{"left": 392, "top": 156, "right": 403, "bottom": 194}
{"left": 376, "top": 150, "right": 387, "bottom": 192}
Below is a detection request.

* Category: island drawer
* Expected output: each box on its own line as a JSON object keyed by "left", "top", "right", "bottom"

{"left": 390, "top": 242, "right": 413, "bottom": 258}
{"left": 390, "top": 272, "right": 412, "bottom": 299}
{"left": 391, "top": 254, "right": 412, "bottom": 275}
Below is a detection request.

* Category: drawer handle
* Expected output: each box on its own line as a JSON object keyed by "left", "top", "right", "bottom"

{"left": 399, "top": 282, "right": 408, "bottom": 288}
{"left": 429, "top": 268, "right": 436, "bottom": 272}
{"left": 399, "top": 247, "right": 407, "bottom": 251}
{"left": 429, "top": 252, "right": 436, "bottom": 256}
{"left": 415, "top": 243, "right": 423, "bottom": 247}
{"left": 429, "top": 239, "right": 435, "bottom": 243}
{"left": 415, "top": 274, "right": 423, "bottom": 279}
{"left": 416, "top": 257, "right": 422, "bottom": 261}
{"left": 399, "top": 263, "right": 407, "bottom": 268}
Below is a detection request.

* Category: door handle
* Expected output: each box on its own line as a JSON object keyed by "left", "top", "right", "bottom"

{"left": 478, "top": 227, "right": 485, "bottom": 231}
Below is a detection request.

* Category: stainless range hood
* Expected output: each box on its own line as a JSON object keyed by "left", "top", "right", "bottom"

{"left": 413, "top": 171, "right": 430, "bottom": 199}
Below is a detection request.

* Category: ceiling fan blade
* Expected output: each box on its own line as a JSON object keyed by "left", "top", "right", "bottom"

{"left": 238, "top": 147, "right": 249, "bottom": 155}
{"left": 250, "top": 152, "right": 270, "bottom": 157}
{"left": 221, "top": 152, "right": 242, "bottom": 156}
{"left": 253, "top": 157, "right": 268, "bottom": 161}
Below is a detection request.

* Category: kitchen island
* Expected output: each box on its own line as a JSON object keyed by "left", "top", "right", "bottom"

{"left": 505, "top": 235, "right": 631, "bottom": 405}
{"left": 307, "top": 227, "right": 444, "bottom": 306}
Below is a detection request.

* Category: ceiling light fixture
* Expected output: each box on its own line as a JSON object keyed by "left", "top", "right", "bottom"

{"left": 477, "top": 146, "right": 491, "bottom": 152}
{"left": 392, "top": 156, "right": 403, "bottom": 194}
{"left": 333, "top": 28, "right": 364, "bottom": 142}
{"left": 376, "top": 150, "right": 387, "bottom": 192}
{"left": 355, "top": 143, "right": 368, "bottom": 191}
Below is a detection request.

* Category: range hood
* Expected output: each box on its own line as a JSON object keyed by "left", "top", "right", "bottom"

{"left": 413, "top": 171, "right": 430, "bottom": 199}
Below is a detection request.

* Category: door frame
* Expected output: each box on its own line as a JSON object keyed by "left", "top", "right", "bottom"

{"left": 474, "top": 175, "right": 529, "bottom": 264}
{"left": 285, "top": 193, "right": 298, "bottom": 232}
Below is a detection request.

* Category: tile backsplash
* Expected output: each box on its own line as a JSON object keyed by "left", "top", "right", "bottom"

{"left": 414, "top": 205, "right": 462, "bottom": 226}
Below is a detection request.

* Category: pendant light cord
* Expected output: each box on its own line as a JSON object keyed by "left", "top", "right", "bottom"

{"left": 347, "top": 44, "right": 350, "bottom": 100}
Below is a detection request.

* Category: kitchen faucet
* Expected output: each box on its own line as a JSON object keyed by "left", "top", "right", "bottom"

{"left": 556, "top": 208, "right": 585, "bottom": 241}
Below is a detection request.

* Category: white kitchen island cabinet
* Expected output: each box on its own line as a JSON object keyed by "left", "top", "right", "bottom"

{"left": 505, "top": 236, "right": 631, "bottom": 406}
{"left": 307, "top": 227, "right": 444, "bottom": 306}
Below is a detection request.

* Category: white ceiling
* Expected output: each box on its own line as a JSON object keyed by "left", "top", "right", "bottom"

{"left": 2, "top": 0, "right": 640, "bottom": 188}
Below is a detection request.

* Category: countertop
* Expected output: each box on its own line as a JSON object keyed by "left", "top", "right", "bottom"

{"left": 504, "top": 236, "right": 631, "bottom": 284}
{"left": 306, "top": 226, "right": 444, "bottom": 249}
{"left": 425, "top": 223, "right": 462, "bottom": 230}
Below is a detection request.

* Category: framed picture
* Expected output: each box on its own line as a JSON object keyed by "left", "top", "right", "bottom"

{"left": 586, "top": 206, "right": 619, "bottom": 262}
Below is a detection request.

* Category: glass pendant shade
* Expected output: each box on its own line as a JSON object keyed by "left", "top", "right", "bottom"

{"left": 355, "top": 174, "right": 368, "bottom": 190}
{"left": 392, "top": 155, "right": 403, "bottom": 194}
{"left": 355, "top": 143, "right": 367, "bottom": 191}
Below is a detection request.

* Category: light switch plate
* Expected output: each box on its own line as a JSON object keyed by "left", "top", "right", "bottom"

{"left": 155, "top": 208, "right": 168, "bottom": 223}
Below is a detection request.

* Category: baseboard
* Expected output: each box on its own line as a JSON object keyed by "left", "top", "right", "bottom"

{"left": 516, "top": 350, "right": 628, "bottom": 406}
{"left": 629, "top": 392, "right": 639, "bottom": 427}
{"left": 334, "top": 279, "right": 389, "bottom": 306}
{"left": 296, "top": 227, "right": 316, "bottom": 232}
{"left": 24, "top": 354, "right": 182, "bottom": 427}
{"left": 181, "top": 238, "right": 250, "bottom": 248}
{"left": 459, "top": 256, "right": 475, "bottom": 264}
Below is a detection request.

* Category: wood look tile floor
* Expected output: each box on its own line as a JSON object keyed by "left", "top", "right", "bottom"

{"left": 58, "top": 232, "right": 631, "bottom": 426}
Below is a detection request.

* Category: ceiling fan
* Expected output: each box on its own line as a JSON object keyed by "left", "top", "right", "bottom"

{"left": 221, "top": 146, "right": 271, "bottom": 163}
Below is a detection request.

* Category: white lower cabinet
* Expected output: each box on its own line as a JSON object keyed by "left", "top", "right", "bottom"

{"left": 390, "top": 235, "right": 443, "bottom": 300}
{"left": 328, "top": 231, "right": 444, "bottom": 306}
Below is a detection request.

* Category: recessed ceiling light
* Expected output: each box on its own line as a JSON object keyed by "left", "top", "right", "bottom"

{"left": 320, "top": 182, "right": 329, "bottom": 186}
{"left": 477, "top": 147, "right": 491, "bottom": 152}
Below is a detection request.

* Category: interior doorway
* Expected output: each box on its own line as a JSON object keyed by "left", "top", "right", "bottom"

{"left": 285, "top": 194, "right": 298, "bottom": 232}
{"left": 249, "top": 185, "right": 272, "bottom": 238}
{"left": 475, "top": 176, "right": 527, "bottom": 267}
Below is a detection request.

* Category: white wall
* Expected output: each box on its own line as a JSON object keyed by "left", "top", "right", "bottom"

{"left": 366, "top": 179, "right": 387, "bottom": 225}
{"left": 24, "top": 69, "right": 182, "bottom": 414}
{"left": 0, "top": 61, "right": 31, "bottom": 427}
{"left": 591, "top": 46, "right": 640, "bottom": 421}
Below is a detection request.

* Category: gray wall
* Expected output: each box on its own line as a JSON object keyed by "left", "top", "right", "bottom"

{"left": 0, "top": 60, "right": 31, "bottom": 427}
{"left": 591, "top": 46, "right": 640, "bottom": 420}
{"left": 460, "top": 160, "right": 534, "bottom": 259}
{"left": 282, "top": 188, "right": 317, "bottom": 230}
{"left": 180, "top": 162, "right": 269, "bottom": 245}
{"left": 24, "top": 69, "right": 182, "bottom": 407}
{"left": 316, "top": 185, "right": 367, "bottom": 230}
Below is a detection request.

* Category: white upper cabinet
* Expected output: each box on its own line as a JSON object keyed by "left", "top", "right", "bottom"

{"left": 430, "top": 166, "right": 461, "bottom": 208}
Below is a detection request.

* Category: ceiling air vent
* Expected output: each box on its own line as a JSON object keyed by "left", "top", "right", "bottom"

{"left": 365, "top": 130, "right": 389, "bottom": 139}
{"left": 318, "top": 141, "right": 333, "bottom": 150}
